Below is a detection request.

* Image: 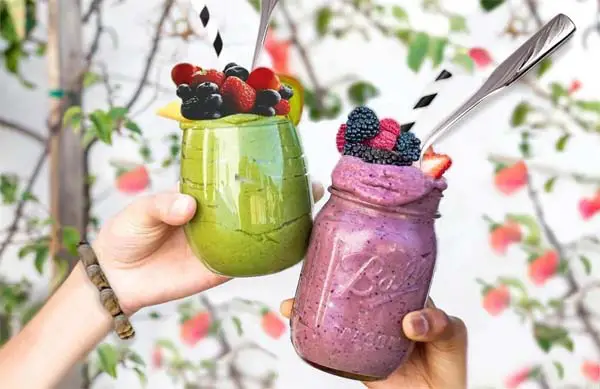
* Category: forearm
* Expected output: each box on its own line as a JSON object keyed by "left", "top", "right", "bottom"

{"left": 0, "top": 261, "right": 113, "bottom": 388}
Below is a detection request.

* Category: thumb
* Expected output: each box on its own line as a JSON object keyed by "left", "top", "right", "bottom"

{"left": 125, "top": 192, "right": 197, "bottom": 229}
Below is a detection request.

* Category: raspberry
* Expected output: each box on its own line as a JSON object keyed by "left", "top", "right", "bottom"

{"left": 336, "top": 124, "right": 346, "bottom": 153}
{"left": 345, "top": 106, "right": 380, "bottom": 143}
{"left": 379, "top": 118, "right": 401, "bottom": 136}
{"left": 274, "top": 99, "right": 290, "bottom": 116}
{"left": 364, "top": 128, "right": 396, "bottom": 150}
{"left": 220, "top": 76, "right": 256, "bottom": 113}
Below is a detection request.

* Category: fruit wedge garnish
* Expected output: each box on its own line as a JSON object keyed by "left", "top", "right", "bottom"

{"left": 420, "top": 151, "right": 452, "bottom": 179}
{"left": 278, "top": 73, "right": 304, "bottom": 126}
{"left": 156, "top": 100, "right": 193, "bottom": 123}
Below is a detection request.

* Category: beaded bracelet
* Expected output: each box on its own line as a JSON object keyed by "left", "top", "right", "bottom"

{"left": 77, "top": 241, "right": 135, "bottom": 340}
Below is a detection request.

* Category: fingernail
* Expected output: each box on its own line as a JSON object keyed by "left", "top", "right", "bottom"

{"left": 171, "top": 195, "right": 192, "bottom": 216}
{"left": 410, "top": 313, "right": 429, "bottom": 336}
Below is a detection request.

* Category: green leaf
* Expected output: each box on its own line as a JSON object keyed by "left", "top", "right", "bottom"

{"left": 555, "top": 134, "right": 570, "bottom": 151}
{"left": 155, "top": 339, "right": 178, "bottom": 355}
{"left": 497, "top": 277, "right": 527, "bottom": 296}
{"left": 315, "top": 7, "right": 332, "bottom": 37}
{"left": 124, "top": 120, "right": 142, "bottom": 135}
{"left": 536, "top": 58, "right": 552, "bottom": 78}
{"left": 21, "top": 191, "right": 38, "bottom": 202}
{"left": 579, "top": 255, "right": 592, "bottom": 275}
{"left": 550, "top": 83, "right": 567, "bottom": 104}
{"left": 533, "top": 323, "right": 573, "bottom": 353}
{"left": 108, "top": 107, "right": 128, "bottom": 121}
{"left": 407, "top": 32, "right": 429, "bottom": 72}
{"left": 511, "top": 102, "right": 530, "bottom": 127}
{"left": 506, "top": 214, "right": 540, "bottom": 245}
{"left": 127, "top": 351, "right": 146, "bottom": 367}
{"left": 34, "top": 245, "right": 49, "bottom": 274}
{"left": 3, "top": 43, "right": 23, "bottom": 74}
{"left": 575, "top": 100, "right": 600, "bottom": 112}
{"left": 83, "top": 72, "right": 101, "bottom": 88}
{"left": 61, "top": 226, "right": 80, "bottom": 256}
{"left": 428, "top": 36, "right": 448, "bottom": 67}
{"left": 452, "top": 52, "right": 474, "bottom": 73}
{"left": 553, "top": 361, "right": 564, "bottom": 379}
{"left": 0, "top": 174, "right": 19, "bottom": 204}
{"left": 519, "top": 131, "right": 531, "bottom": 158}
{"left": 89, "top": 110, "right": 114, "bottom": 144}
{"left": 544, "top": 176, "right": 557, "bottom": 192}
{"left": 347, "top": 81, "right": 379, "bottom": 105}
{"left": 62, "top": 106, "right": 83, "bottom": 131}
{"left": 133, "top": 367, "right": 147, "bottom": 387}
{"left": 548, "top": 299, "right": 563, "bottom": 309}
{"left": 480, "top": 0, "right": 505, "bottom": 12}
{"left": 148, "top": 311, "right": 161, "bottom": 319}
{"left": 50, "top": 257, "right": 69, "bottom": 290}
{"left": 394, "top": 29, "right": 412, "bottom": 44}
{"left": 449, "top": 15, "right": 468, "bottom": 33}
{"left": 97, "top": 343, "right": 120, "bottom": 378}
{"left": 231, "top": 316, "right": 243, "bottom": 336}
{"left": 391, "top": 6, "right": 408, "bottom": 21}
{"left": 246, "top": 0, "right": 260, "bottom": 12}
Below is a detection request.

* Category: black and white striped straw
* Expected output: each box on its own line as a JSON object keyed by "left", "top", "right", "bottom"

{"left": 400, "top": 69, "right": 453, "bottom": 133}
{"left": 190, "top": 0, "right": 224, "bottom": 57}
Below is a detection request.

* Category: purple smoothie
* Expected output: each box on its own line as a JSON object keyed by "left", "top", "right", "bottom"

{"left": 290, "top": 156, "right": 447, "bottom": 381}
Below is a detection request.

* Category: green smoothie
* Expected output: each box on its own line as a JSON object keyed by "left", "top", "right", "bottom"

{"left": 180, "top": 114, "right": 313, "bottom": 277}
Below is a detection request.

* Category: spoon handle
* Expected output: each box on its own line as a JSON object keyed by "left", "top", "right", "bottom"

{"left": 251, "top": 0, "right": 279, "bottom": 70}
{"left": 419, "top": 13, "right": 576, "bottom": 162}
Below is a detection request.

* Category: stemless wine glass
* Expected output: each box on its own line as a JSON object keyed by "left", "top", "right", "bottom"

{"left": 179, "top": 116, "right": 313, "bottom": 277}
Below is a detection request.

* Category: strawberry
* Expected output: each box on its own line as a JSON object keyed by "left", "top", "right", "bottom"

{"left": 191, "top": 69, "right": 226, "bottom": 88}
{"left": 261, "top": 310, "right": 286, "bottom": 339}
{"left": 482, "top": 285, "right": 510, "bottom": 316}
{"left": 274, "top": 99, "right": 290, "bottom": 116}
{"left": 494, "top": 161, "right": 527, "bottom": 195}
{"left": 180, "top": 311, "right": 212, "bottom": 347}
{"left": 171, "top": 63, "right": 200, "bottom": 86}
{"left": 528, "top": 250, "right": 559, "bottom": 286}
{"left": 247, "top": 67, "right": 281, "bottom": 91}
{"left": 379, "top": 118, "right": 401, "bottom": 136}
{"left": 336, "top": 124, "right": 347, "bottom": 153}
{"left": 420, "top": 152, "right": 452, "bottom": 179}
{"left": 221, "top": 76, "right": 256, "bottom": 113}
{"left": 115, "top": 166, "right": 150, "bottom": 194}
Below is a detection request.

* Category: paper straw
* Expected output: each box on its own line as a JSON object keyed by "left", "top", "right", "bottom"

{"left": 399, "top": 69, "right": 453, "bottom": 133}
{"left": 190, "top": 0, "right": 224, "bottom": 57}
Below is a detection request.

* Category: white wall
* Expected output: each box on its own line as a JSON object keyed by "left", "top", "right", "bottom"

{"left": 1, "top": 0, "right": 599, "bottom": 388}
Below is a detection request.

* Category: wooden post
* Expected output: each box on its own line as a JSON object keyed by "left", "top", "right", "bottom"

{"left": 47, "top": 0, "right": 87, "bottom": 282}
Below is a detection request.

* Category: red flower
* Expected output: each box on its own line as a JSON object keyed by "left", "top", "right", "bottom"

{"left": 261, "top": 310, "right": 286, "bottom": 339}
{"left": 578, "top": 192, "right": 600, "bottom": 220}
{"left": 582, "top": 360, "right": 600, "bottom": 382}
{"left": 482, "top": 285, "right": 510, "bottom": 316}
{"left": 528, "top": 250, "right": 559, "bottom": 286}
{"left": 468, "top": 47, "right": 492, "bottom": 68}
{"left": 494, "top": 161, "right": 528, "bottom": 195}
{"left": 568, "top": 80, "right": 582, "bottom": 94}
{"left": 151, "top": 346, "right": 162, "bottom": 368}
{"left": 180, "top": 311, "right": 212, "bottom": 346}
{"left": 115, "top": 165, "right": 150, "bottom": 194}
{"left": 490, "top": 222, "right": 522, "bottom": 254}
{"left": 504, "top": 367, "right": 533, "bottom": 388}
{"left": 265, "top": 29, "right": 291, "bottom": 74}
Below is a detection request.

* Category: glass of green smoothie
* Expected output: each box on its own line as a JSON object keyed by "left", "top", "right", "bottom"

{"left": 158, "top": 63, "right": 313, "bottom": 277}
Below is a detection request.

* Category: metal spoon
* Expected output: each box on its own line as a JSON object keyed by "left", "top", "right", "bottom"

{"left": 251, "top": 0, "right": 280, "bottom": 70}
{"left": 419, "top": 13, "right": 576, "bottom": 165}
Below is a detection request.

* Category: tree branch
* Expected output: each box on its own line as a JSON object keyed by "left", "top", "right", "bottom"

{"left": 0, "top": 118, "right": 46, "bottom": 144}
{"left": 0, "top": 146, "right": 49, "bottom": 262}
{"left": 82, "top": 0, "right": 104, "bottom": 24}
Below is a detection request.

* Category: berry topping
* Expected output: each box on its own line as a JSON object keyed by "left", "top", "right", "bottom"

{"left": 274, "top": 99, "right": 290, "bottom": 116}
{"left": 181, "top": 96, "right": 205, "bottom": 120}
{"left": 420, "top": 151, "right": 452, "bottom": 179}
{"left": 394, "top": 132, "right": 421, "bottom": 163}
{"left": 176, "top": 84, "right": 194, "bottom": 100}
{"left": 336, "top": 124, "right": 347, "bottom": 153}
{"left": 224, "top": 65, "right": 250, "bottom": 81}
{"left": 365, "top": 125, "right": 397, "bottom": 151}
{"left": 254, "top": 105, "right": 276, "bottom": 116}
{"left": 221, "top": 76, "right": 256, "bottom": 113}
{"left": 223, "top": 62, "right": 238, "bottom": 71}
{"left": 343, "top": 143, "right": 409, "bottom": 166}
{"left": 195, "top": 82, "right": 219, "bottom": 98}
{"left": 191, "top": 69, "right": 226, "bottom": 88}
{"left": 256, "top": 89, "right": 281, "bottom": 107}
{"left": 279, "top": 84, "right": 294, "bottom": 100}
{"left": 345, "top": 106, "right": 380, "bottom": 143}
{"left": 204, "top": 94, "right": 223, "bottom": 112}
{"left": 171, "top": 63, "right": 199, "bottom": 86}
{"left": 379, "top": 118, "right": 401, "bottom": 136}
{"left": 247, "top": 67, "right": 281, "bottom": 91}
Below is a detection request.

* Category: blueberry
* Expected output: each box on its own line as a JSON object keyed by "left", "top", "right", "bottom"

{"left": 256, "top": 89, "right": 281, "bottom": 107}
{"left": 223, "top": 62, "right": 238, "bottom": 71}
{"left": 180, "top": 96, "right": 204, "bottom": 120}
{"left": 279, "top": 84, "right": 294, "bottom": 100}
{"left": 224, "top": 65, "right": 249, "bottom": 81}
{"left": 203, "top": 93, "right": 223, "bottom": 111}
{"left": 254, "top": 105, "right": 276, "bottom": 117}
{"left": 195, "top": 82, "right": 219, "bottom": 98}
{"left": 176, "top": 84, "right": 194, "bottom": 100}
{"left": 205, "top": 111, "right": 222, "bottom": 119}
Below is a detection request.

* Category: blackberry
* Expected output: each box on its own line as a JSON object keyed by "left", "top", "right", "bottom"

{"left": 181, "top": 96, "right": 204, "bottom": 120}
{"left": 176, "top": 84, "right": 193, "bottom": 100}
{"left": 225, "top": 65, "right": 249, "bottom": 81}
{"left": 279, "top": 84, "right": 294, "bottom": 100}
{"left": 343, "top": 143, "right": 413, "bottom": 166}
{"left": 256, "top": 89, "right": 281, "bottom": 107}
{"left": 345, "top": 106, "right": 380, "bottom": 143}
{"left": 395, "top": 132, "right": 421, "bottom": 163}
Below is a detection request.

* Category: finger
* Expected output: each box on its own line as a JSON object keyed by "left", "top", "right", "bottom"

{"left": 280, "top": 298, "right": 294, "bottom": 318}
{"left": 425, "top": 297, "right": 435, "bottom": 308}
{"left": 311, "top": 182, "right": 325, "bottom": 202}
{"left": 127, "top": 192, "right": 197, "bottom": 228}
{"left": 402, "top": 308, "right": 467, "bottom": 350}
